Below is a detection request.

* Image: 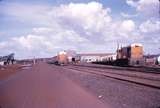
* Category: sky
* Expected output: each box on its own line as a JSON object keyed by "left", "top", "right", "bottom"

{"left": 0, "top": 0, "right": 160, "bottom": 59}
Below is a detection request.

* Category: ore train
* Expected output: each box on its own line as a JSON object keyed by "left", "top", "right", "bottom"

{"left": 115, "top": 43, "right": 144, "bottom": 66}
{"left": 93, "top": 43, "right": 144, "bottom": 66}
{"left": 56, "top": 44, "right": 145, "bottom": 66}
{"left": 57, "top": 51, "right": 68, "bottom": 65}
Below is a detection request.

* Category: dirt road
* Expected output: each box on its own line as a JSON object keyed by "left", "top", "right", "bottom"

{"left": 0, "top": 63, "right": 109, "bottom": 108}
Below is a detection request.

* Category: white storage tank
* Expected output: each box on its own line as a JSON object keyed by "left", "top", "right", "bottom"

{"left": 158, "top": 56, "right": 160, "bottom": 64}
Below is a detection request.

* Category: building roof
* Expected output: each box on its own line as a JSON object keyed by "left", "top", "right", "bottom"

{"left": 77, "top": 53, "right": 115, "bottom": 57}
{"left": 118, "top": 43, "right": 143, "bottom": 50}
{"left": 144, "top": 54, "right": 160, "bottom": 58}
{"left": 131, "top": 43, "right": 143, "bottom": 47}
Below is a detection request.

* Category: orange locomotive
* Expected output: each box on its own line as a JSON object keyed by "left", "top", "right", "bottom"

{"left": 116, "top": 43, "right": 144, "bottom": 66}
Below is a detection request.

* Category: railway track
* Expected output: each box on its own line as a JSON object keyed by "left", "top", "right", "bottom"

{"left": 74, "top": 64, "right": 160, "bottom": 74}
{"left": 63, "top": 65, "right": 160, "bottom": 89}
{"left": 70, "top": 65, "right": 160, "bottom": 81}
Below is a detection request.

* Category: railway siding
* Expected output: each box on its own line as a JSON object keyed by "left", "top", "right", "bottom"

{"left": 64, "top": 66, "right": 160, "bottom": 89}
{"left": 71, "top": 66, "right": 160, "bottom": 81}
{"left": 75, "top": 63, "right": 160, "bottom": 73}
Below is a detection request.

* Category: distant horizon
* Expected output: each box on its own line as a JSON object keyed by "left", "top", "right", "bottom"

{"left": 1, "top": 43, "right": 160, "bottom": 59}
{"left": 4, "top": 49, "right": 160, "bottom": 60}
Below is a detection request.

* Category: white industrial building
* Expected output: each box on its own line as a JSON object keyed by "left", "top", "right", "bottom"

{"left": 76, "top": 53, "right": 116, "bottom": 63}
{"left": 56, "top": 50, "right": 117, "bottom": 63}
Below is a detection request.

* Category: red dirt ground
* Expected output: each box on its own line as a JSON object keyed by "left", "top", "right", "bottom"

{"left": 0, "top": 63, "right": 109, "bottom": 108}
{"left": 0, "top": 65, "right": 21, "bottom": 80}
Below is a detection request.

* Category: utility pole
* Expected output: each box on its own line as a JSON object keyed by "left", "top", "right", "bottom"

{"left": 33, "top": 56, "right": 36, "bottom": 65}
{"left": 159, "top": 0, "right": 160, "bottom": 18}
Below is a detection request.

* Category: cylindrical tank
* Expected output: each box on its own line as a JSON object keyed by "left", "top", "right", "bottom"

{"left": 158, "top": 56, "right": 160, "bottom": 64}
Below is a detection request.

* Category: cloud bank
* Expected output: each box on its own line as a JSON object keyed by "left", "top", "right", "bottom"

{"left": 0, "top": 1, "right": 159, "bottom": 59}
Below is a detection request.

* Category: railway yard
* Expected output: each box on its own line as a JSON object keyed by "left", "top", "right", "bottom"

{"left": 0, "top": 62, "right": 160, "bottom": 108}
{"left": 62, "top": 64, "right": 160, "bottom": 108}
{"left": 0, "top": 0, "right": 160, "bottom": 107}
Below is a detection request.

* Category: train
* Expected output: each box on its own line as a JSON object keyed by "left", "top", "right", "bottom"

{"left": 115, "top": 43, "right": 144, "bottom": 66}
{"left": 50, "top": 50, "right": 77, "bottom": 65}
{"left": 56, "top": 51, "right": 68, "bottom": 65}
{"left": 55, "top": 44, "right": 145, "bottom": 66}
{"left": 93, "top": 43, "right": 145, "bottom": 66}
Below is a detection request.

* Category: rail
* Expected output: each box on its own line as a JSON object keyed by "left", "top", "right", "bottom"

{"left": 63, "top": 65, "right": 160, "bottom": 89}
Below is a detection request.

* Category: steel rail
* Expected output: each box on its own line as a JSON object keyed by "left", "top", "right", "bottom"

{"left": 63, "top": 66, "right": 160, "bottom": 89}
{"left": 70, "top": 65, "right": 160, "bottom": 81}
{"left": 73, "top": 64, "right": 160, "bottom": 74}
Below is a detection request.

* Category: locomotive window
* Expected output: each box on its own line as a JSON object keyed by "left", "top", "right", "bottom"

{"left": 136, "top": 60, "right": 139, "bottom": 65}
{"left": 135, "top": 45, "right": 139, "bottom": 47}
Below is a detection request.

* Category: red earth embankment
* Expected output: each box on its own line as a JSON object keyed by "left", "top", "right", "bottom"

{"left": 0, "top": 65, "right": 21, "bottom": 80}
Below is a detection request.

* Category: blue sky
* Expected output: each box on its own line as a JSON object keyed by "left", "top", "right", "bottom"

{"left": 0, "top": 0, "right": 159, "bottom": 59}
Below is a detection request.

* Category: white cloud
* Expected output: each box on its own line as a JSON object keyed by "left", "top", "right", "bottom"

{"left": 2, "top": 3, "right": 52, "bottom": 25}
{"left": 13, "top": 28, "right": 87, "bottom": 50}
{"left": 126, "top": 0, "right": 137, "bottom": 7}
{"left": 137, "top": 0, "right": 159, "bottom": 12}
{"left": 52, "top": 2, "right": 112, "bottom": 33}
{"left": 33, "top": 27, "right": 54, "bottom": 34}
{"left": 0, "top": 42, "right": 8, "bottom": 49}
{"left": 125, "top": 0, "right": 160, "bottom": 52}
{"left": 126, "top": 0, "right": 159, "bottom": 18}
{"left": 120, "top": 12, "right": 138, "bottom": 18}
{"left": 0, "top": 32, "right": 7, "bottom": 37}
{"left": 137, "top": 0, "right": 159, "bottom": 17}
{"left": 139, "top": 20, "right": 160, "bottom": 33}
{"left": 12, "top": 35, "right": 47, "bottom": 51}
{"left": 121, "top": 20, "right": 135, "bottom": 32}
{"left": 103, "top": 20, "right": 136, "bottom": 39}
{"left": 1, "top": 27, "right": 89, "bottom": 58}
{"left": 1, "top": 2, "right": 159, "bottom": 58}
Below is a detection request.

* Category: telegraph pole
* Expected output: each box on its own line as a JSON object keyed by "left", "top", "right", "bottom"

{"left": 159, "top": 0, "right": 160, "bottom": 18}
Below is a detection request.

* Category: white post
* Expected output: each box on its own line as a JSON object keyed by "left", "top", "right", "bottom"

{"left": 33, "top": 56, "right": 36, "bottom": 65}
